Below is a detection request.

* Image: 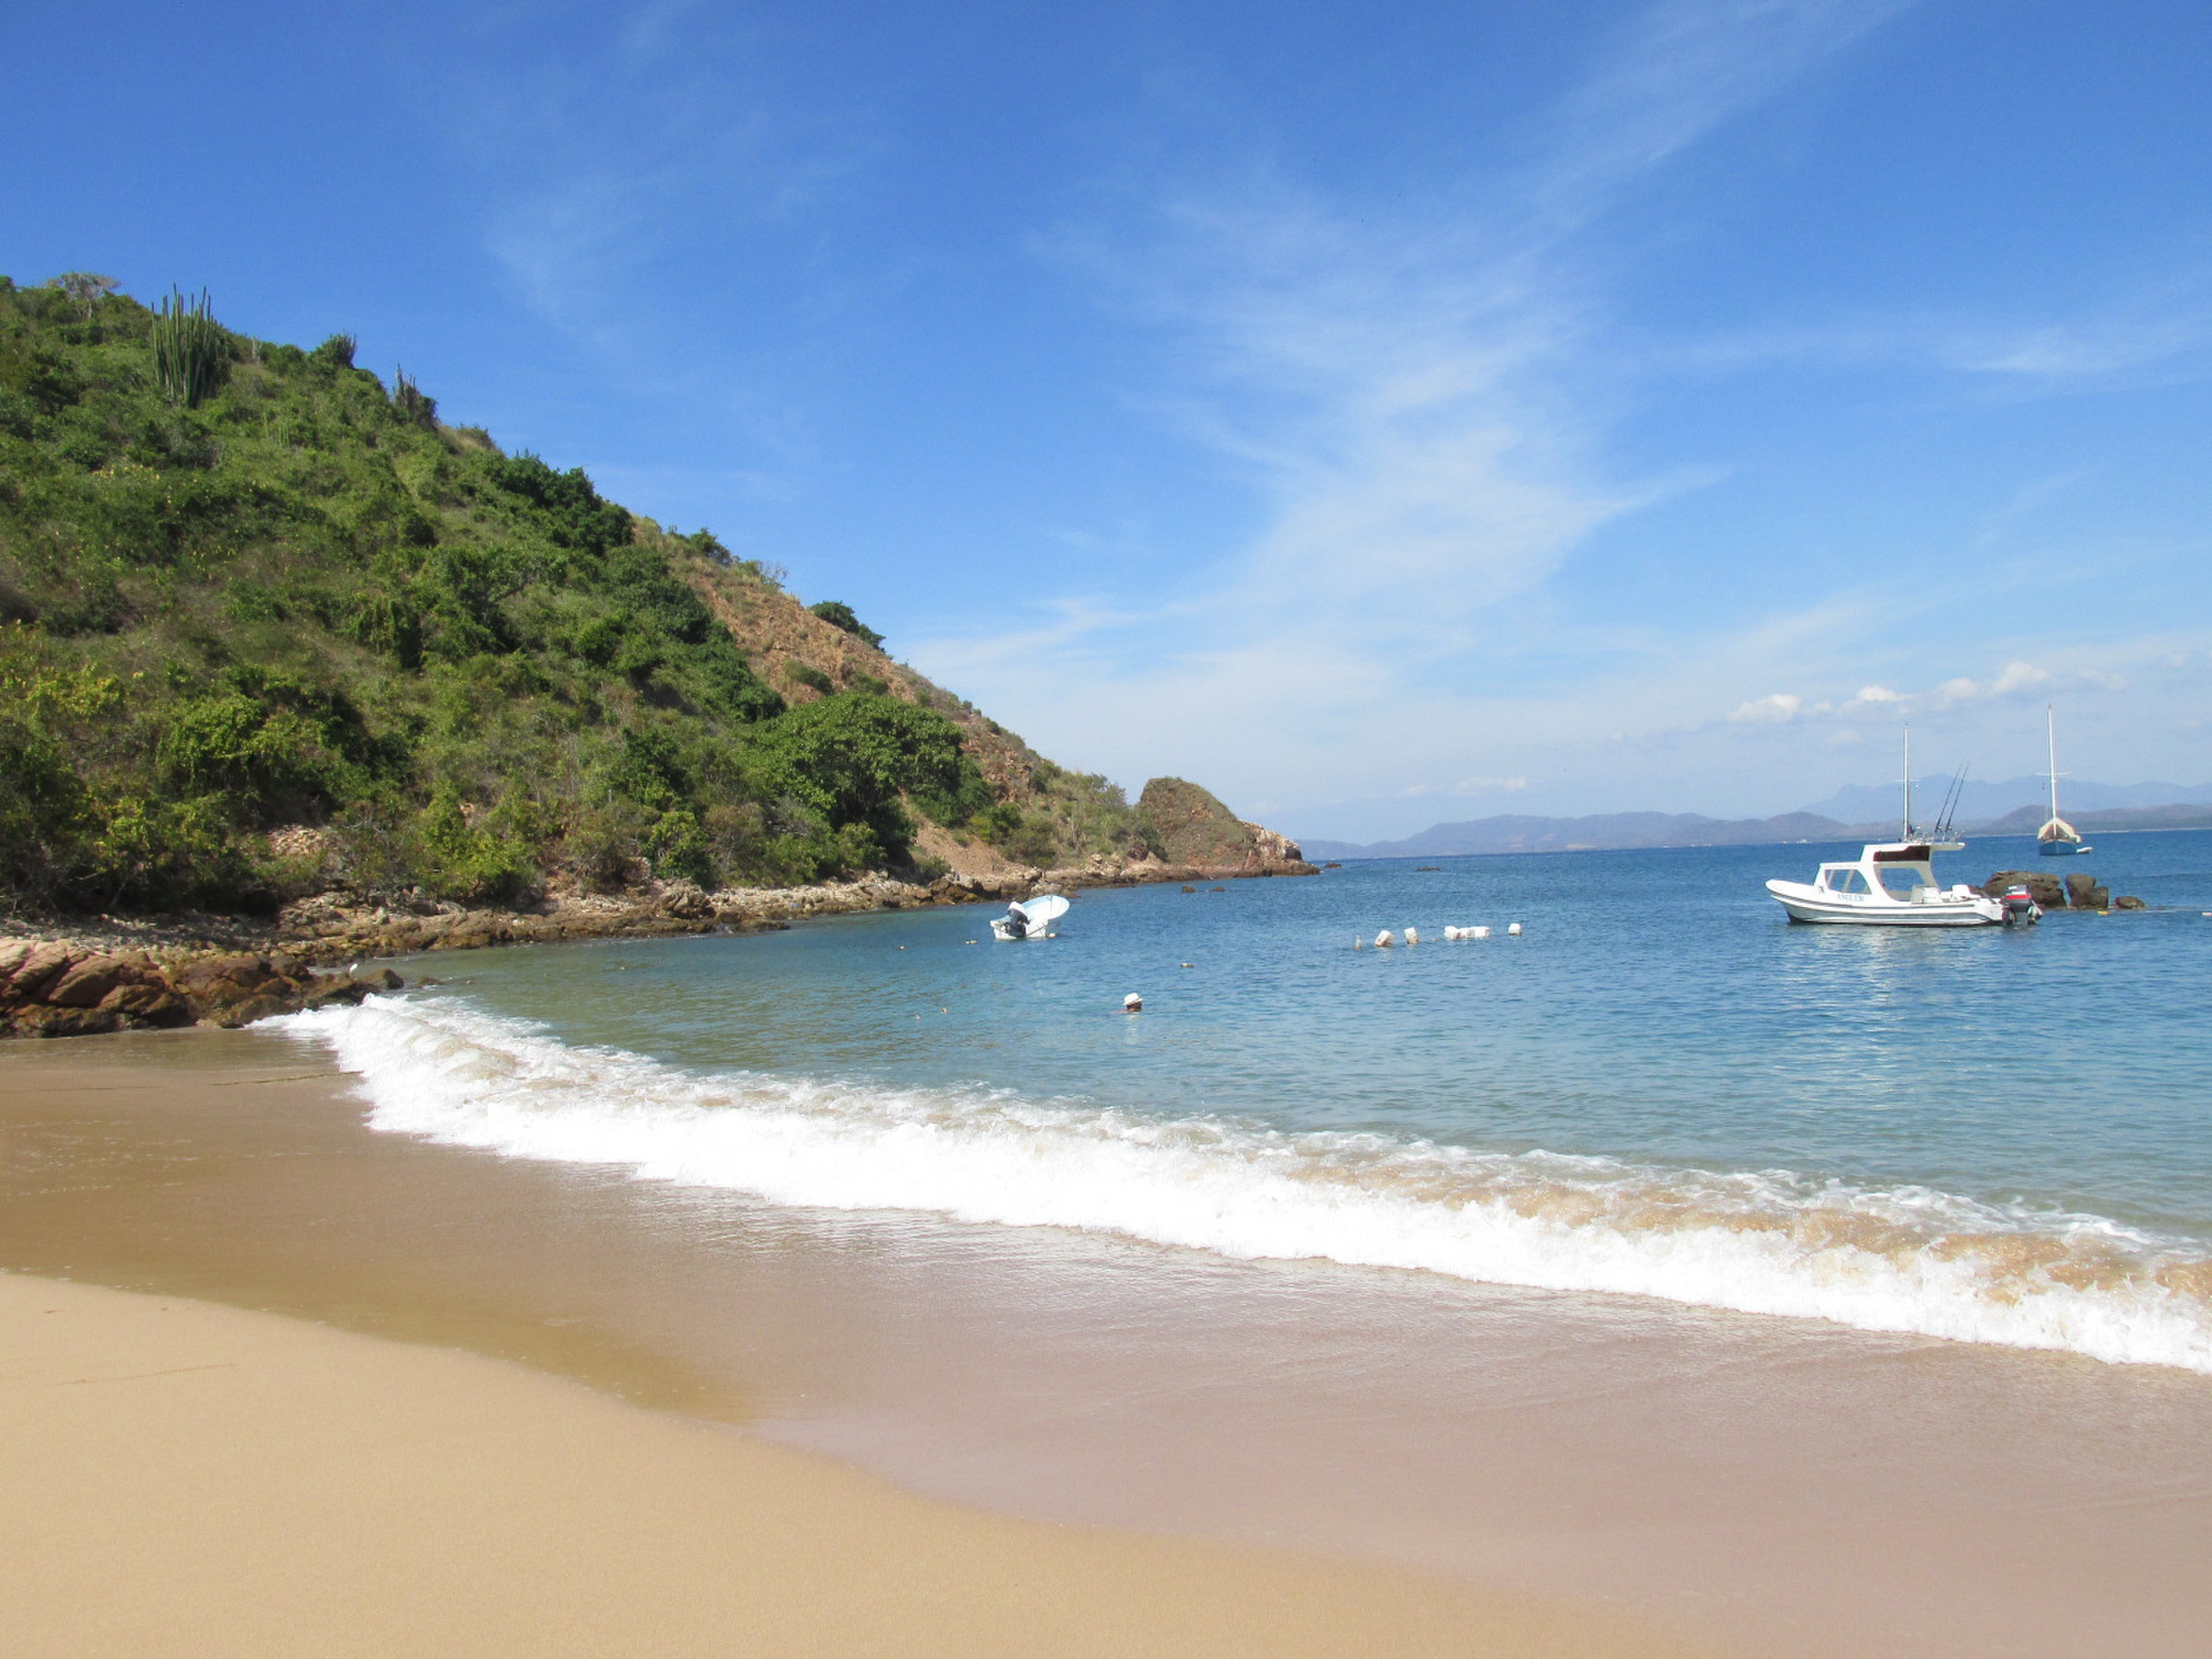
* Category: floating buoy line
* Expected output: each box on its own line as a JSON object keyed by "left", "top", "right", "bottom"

{"left": 1356, "top": 922, "right": 1523, "bottom": 949}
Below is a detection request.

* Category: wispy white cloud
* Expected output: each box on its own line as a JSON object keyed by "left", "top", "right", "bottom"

{"left": 1530, "top": 0, "right": 1917, "bottom": 229}
{"left": 1629, "top": 261, "right": 2212, "bottom": 394}
{"left": 1940, "top": 300, "right": 2212, "bottom": 382}
{"left": 918, "top": 0, "right": 1918, "bottom": 807}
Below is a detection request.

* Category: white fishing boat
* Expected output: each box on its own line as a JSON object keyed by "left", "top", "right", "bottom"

{"left": 1766, "top": 730, "right": 2037, "bottom": 928}
{"left": 990, "top": 893, "right": 1069, "bottom": 941}
{"left": 1765, "top": 841, "right": 2020, "bottom": 926}
{"left": 2035, "top": 706, "right": 2091, "bottom": 857}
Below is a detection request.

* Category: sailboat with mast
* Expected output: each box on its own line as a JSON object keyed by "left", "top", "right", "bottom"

{"left": 2036, "top": 706, "right": 2091, "bottom": 857}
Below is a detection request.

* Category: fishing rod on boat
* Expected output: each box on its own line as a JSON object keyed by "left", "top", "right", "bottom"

{"left": 1932, "top": 764, "right": 1968, "bottom": 841}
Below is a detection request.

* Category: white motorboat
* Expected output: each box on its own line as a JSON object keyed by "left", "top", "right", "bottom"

{"left": 1765, "top": 841, "right": 2023, "bottom": 926}
{"left": 990, "top": 893, "right": 1069, "bottom": 941}
{"left": 1766, "top": 729, "right": 2038, "bottom": 928}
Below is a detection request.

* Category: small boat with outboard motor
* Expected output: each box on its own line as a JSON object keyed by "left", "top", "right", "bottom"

{"left": 990, "top": 893, "right": 1069, "bottom": 941}
{"left": 1765, "top": 731, "right": 2039, "bottom": 928}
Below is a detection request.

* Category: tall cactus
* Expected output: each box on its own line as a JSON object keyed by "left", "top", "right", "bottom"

{"left": 151, "top": 288, "right": 228, "bottom": 408}
{"left": 392, "top": 367, "right": 438, "bottom": 429}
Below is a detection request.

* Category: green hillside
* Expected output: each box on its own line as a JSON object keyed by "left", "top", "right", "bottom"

{"left": 0, "top": 275, "right": 1090, "bottom": 915}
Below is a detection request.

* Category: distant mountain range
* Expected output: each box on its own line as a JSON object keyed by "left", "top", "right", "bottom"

{"left": 1299, "top": 786, "right": 2212, "bottom": 862}
{"left": 1795, "top": 775, "right": 2212, "bottom": 824}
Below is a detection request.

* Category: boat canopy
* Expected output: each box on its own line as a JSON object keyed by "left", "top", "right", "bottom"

{"left": 1869, "top": 841, "right": 1962, "bottom": 861}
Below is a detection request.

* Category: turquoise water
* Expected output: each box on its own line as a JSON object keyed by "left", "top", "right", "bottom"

{"left": 288, "top": 830, "right": 2212, "bottom": 1370}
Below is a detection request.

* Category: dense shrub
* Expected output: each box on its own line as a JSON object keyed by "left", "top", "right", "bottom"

{"left": 808, "top": 599, "right": 884, "bottom": 649}
{"left": 763, "top": 692, "right": 993, "bottom": 865}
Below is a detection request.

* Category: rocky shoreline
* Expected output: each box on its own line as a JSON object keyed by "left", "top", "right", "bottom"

{"left": 0, "top": 939, "right": 404, "bottom": 1040}
{"left": 0, "top": 853, "right": 1316, "bottom": 1041}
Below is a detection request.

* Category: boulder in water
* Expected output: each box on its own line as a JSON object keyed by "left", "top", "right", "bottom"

{"left": 1983, "top": 870, "right": 2065, "bottom": 909}
{"left": 2065, "top": 873, "right": 2112, "bottom": 911}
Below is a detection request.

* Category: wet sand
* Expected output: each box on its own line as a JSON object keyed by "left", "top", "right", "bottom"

{"left": 0, "top": 1030, "right": 1718, "bottom": 1658}
{"left": 2, "top": 1275, "right": 1712, "bottom": 1659}
{"left": 6, "top": 1027, "right": 2212, "bottom": 1656}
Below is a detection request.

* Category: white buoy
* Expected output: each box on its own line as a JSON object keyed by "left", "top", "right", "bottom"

{"left": 1471, "top": 925, "right": 1491, "bottom": 939}
{"left": 1441, "top": 925, "right": 1458, "bottom": 940}
{"left": 1375, "top": 930, "right": 1394, "bottom": 948}
{"left": 1405, "top": 926, "right": 1420, "bottom": 945}
{"left": 1354, "top": 935, "right": 1365, "bottom": 949}
{"left": 1507, "top": 922, "right": 1522, "bottom": 935}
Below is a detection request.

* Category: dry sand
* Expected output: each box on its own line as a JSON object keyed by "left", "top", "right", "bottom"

{"left": 0, "top": 1271, "right": 1716, "bottom": 1659}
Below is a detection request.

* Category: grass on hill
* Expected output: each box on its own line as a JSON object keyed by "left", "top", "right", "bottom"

{"left": 0, "top": 275, "right": 1038, "bottom": 916}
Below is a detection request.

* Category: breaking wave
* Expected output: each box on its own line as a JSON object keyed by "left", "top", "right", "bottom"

{"left": 284, "top": 996, "right": 2212, "bottom": 1372}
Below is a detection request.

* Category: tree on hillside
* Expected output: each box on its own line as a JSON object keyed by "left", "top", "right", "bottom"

{"left": 44, "top": 273, "right": 117, "bottom": 320}
{"left": 810, "top": 599, "right": 884, "bottom": 649}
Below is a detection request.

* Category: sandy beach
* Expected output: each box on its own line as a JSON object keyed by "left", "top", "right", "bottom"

{"left": 0, "top": 1031, "right": 1715, "bottom": 1659}
{"left": 0, "top": 1273, "right": 1707, "bottom": 1659}
{"left": 6, "top": 1019, "right": 2212, "bottom": 1658}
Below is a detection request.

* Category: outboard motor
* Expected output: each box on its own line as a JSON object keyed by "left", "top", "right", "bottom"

{"left": 1000, "top": 901, "right": 1030, "bottom": 940}
{"left": 2000, "top": 885, "right": 2041, "bottom": 927}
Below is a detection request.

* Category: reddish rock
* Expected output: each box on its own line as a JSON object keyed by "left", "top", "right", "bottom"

{"left": 2064, "top": 873, "right": 2112, "bottom": 911}
{"left": 0, "top": 940, "right": 33, "bottom": 984}
{"left": 172, "top": 954, "right": 282, "bottom": 1005}
{"left": 15, "top": 1005, "right": 124, "bottom": 1039}
{"left": 5, "top": 941, "right": 79, "bottom": 1000}
{"left": 97, "top": 983, "right": 195, "bottom": 1027}
{"left": 1983, "top": 870, "right": 2066, "bottom": 909}
{"left": 302, "top": 976, "right": 376, "bottom": 1009}
{"left": 659, "top": 880, "right": 711, "bottom": 920}
{"left": 206, "top": 994, "right": 294, "bottom": 1030}
{"left": 44, "top": 954, "right": 159, "bottom": 1008}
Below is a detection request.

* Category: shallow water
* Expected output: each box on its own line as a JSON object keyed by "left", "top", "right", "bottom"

{"left": 12, "top": 825, "right": 2212, "bottom": 1657}
{"left": 291, "top": 830, "right": 2212, "bottom": 1371}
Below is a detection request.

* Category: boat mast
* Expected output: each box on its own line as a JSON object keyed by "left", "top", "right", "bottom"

{"left": 2047, "top": 705, "right": 2060, "bottom": 822}
{"left": 1902, "top": 725, "right": 1912, "bottom": 840}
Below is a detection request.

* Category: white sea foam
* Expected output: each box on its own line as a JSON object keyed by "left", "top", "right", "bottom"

{"left": 283, "top": 997, "right": 2212, "bottom": 1372}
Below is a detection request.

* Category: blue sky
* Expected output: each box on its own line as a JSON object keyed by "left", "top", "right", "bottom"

{"left": 8, "top": 0, "right": 2211, "bottom": 841}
